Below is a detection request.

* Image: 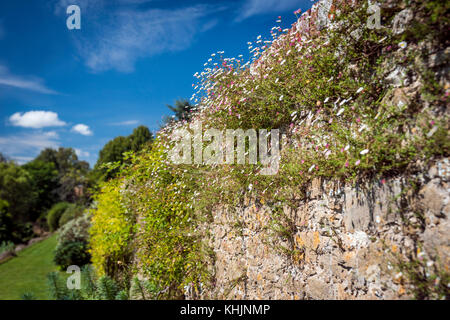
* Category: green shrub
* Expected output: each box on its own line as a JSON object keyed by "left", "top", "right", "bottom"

{"left": 58, "top": 214, "right": 90, "bottom": 245}
{"left": 53, "top": 241, "right": 91, "bottom": 270}
{"left": 47, "top": 202, "right": 70, "bottom": 232}
{"left": 46, "top": 266, "right": 125, "bottom": 300}
{"left": 20, "top": 292, "right": 36, "bottom": 300}
{"left": 0, "top": 241, "right": 15, "bottom": 255}
{"left": 59, "top": 204, "right": 85, "bottom": 227}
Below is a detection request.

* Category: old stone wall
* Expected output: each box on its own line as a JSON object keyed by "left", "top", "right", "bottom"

{"left": 197, "top": 159, "right": 449, "bottom": 299}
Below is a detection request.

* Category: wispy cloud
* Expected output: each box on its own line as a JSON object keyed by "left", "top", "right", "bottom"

{"left": 72, "top": 123, "right": 93, "bottom": 136}
{"left": 110, "top": 120, "right": 139, "bottom": 126}
{"left": 0, "top": 131, "right": 60, "bottom": 163}
{"left": 66, "top": 4, "right": 221, "bottom": 72}
{"left": 0, "top": 65, "right": 58, "bottom": 94}
{"left": 236, "top": 0, "right": 304, "bottom": 21}
{"left": 9, "top": 111, "right": 66, "bottom": 129}
{"left": 74, "top": 148, "right": 90, "bottom": 158}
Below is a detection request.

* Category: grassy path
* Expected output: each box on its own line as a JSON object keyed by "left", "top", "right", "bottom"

{"left": 0, "top": 234, "right": 59, "bottom": 300}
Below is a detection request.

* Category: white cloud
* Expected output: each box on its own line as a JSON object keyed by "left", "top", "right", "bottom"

{"left": 72, "top": 124, "right": 93, "bottom": 136}
{"left": 0, "top": 131, "right": 60, "bottom": 163}
{"left": 236, "top": 0, "right": 304, "bottom": 21}
{"left": 9, "top": 111, "right": 66, "bottom": 129}
{"left": 0, "top": 65, "right": 58, "bottom": 94}
{"left": 110, "top": 120, "right": 139, "bottom": 126}
{"left": 74, "top": 148, "right": 90, "bottom": 158}
{"left": 71, "top": 5, "right": 221, "bottom": 72}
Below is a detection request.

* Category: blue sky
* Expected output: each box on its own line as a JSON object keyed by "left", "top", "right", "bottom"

{"left": 0, "top": 0, "right": 312, "bottom": 166}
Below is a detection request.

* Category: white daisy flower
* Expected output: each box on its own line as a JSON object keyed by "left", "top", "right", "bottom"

{"left": 398, "top": 41, "right": 407, "bottom": 49}
{"left": 360, "top": 149, "right": 369, "bottom": 155}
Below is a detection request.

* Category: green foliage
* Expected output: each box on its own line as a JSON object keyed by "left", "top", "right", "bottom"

{"left": 46, "top": 266, "right": 125, "bottom": 300}
{"left": 58, "top": 214, "right": 91, "bottom": 244}
{"left": 47, "top": 202, "right": 70, "bottom": 232}
{"left": 0, "top": 200, "right": 14, "bottom": 243}
{"left": 95, "top": 275, "right": 120, "bottom": 300}
{"left": 53, "top": 241, "right": 91, "bottom": 270}
{"left": 22, "top": 160, "right": 59, "bottom": 220}
{"left": 59, "top": 204, "right": 85, "bottom": 227}
{"left": 34, "top": 147, "right": 90, "bottom": 203}
{"left": 94, "top": 126, "right": 153, "bottom": 180}
{"left": 20, "top": 292, "right": 36, "bottom": 300}
{"left": 54, "top": 214, "right": 92, "bottom": 270}
{"left": 89, "top": 181, "right": 135, "bottom": 282}
{"left": 163, "top": 99, "right": 195, "bottom": 125}
{"left": 0, "top": 241, "right": 15, "bottom": 256}
{"left": 0, "top": 161, "right": 36, "bottom": 223}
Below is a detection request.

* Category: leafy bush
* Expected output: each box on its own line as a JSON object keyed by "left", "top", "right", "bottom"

{"left": 46, "top": 266, "right": 126, "bottom": 300}
{"left": 53, "top": 241, "right": 91, "bottom": 270}
{"left": 59, "top": 204, "right": 85, "bottom": 227}
{"left": 47, "top": 202, "right": 70, "bottom": 232}
{"left": 89, "top": 181, "right": 135, "bottom": 281}
{"left": 58, "top": 214, "right": 91, "bottom": 244}
{"left": 0, "top": 241, "right": 15, "bottom": 255}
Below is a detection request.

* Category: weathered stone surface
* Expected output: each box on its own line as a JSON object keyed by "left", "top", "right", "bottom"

{"left": 188, "top": 158, "right": 449, "bottom": 300}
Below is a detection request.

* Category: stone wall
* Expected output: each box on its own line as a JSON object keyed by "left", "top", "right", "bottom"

{"left": 197, "top": 159, "right": 449, "bottom": 299}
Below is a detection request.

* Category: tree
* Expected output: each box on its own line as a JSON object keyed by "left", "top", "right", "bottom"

{"left": 22, "top": 160, "right": 59, "bottom": 219}
{"left": 34, "top": 147, "right": 90, "bottom": 203}
{"left": 36, "top": 147, "right": 89, "bottom": 177}
{"left": 163, "top": 99, "right": 195, "bottom": 125}
{"left": 0, "top": 162, "right": 36, "bottom": 223}
{"left": 94, "top": 126, "right": 153, "bottom": 180}
{"left": 129, "top": 126, "right": 153, "bottom": 152}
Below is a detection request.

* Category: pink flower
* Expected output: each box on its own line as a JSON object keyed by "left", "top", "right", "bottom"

{"left": 381, "top": 179, "right": 386, "bottom": 184}
{"left": 345, "top": 161, "right": 349, "bottom": 167}
{"left": 355, "top": 160, "right": 361, "bottom": 166}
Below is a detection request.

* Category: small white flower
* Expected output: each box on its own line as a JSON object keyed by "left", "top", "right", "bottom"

{"left": 344, "top": 144, "right": 350, "bottom": 151}
{"left": 356, "top": 87, "right": 364, "bottom": 94}
{"left": 398, "top": 41, "right": 407, "bottom": 49}
{"left": 279, "top": 95, "right": 284, "bottom": 101}
{"left": 360, "top": 149, "right": 369, "bottom": 155}
{"left": 337, "top": 108, "right": 345, "bottom": 116}
{"left": 426, "top": 261, "right": 434, "bottom": 268}
{"left": 308, "top": 164, "right": 315, "bottom": 172}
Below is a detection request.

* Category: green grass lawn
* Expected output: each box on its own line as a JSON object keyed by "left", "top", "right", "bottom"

{"left": 0, "top": 234, "right": 61, "bottom": 300}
